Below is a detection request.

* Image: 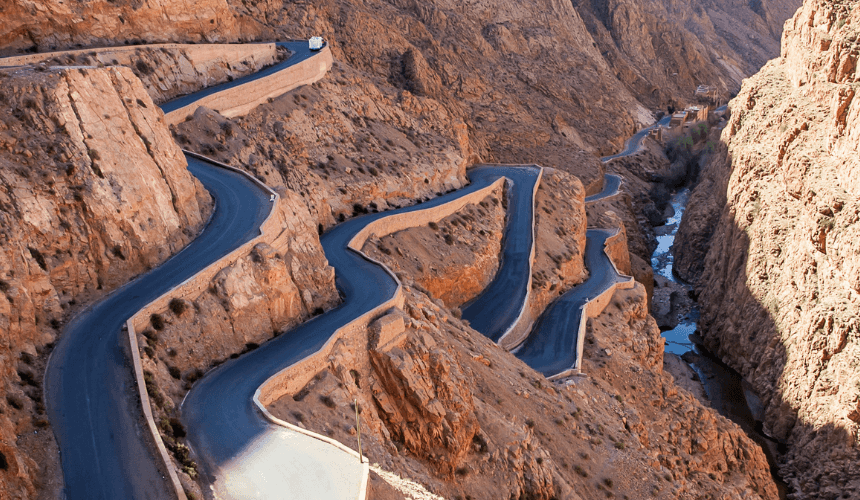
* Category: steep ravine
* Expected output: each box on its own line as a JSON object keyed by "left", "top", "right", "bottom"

{"left": 650, "top": 181, "right": 790, "bottom": 497}
{"left": 673, "top": 1, "right": 860, "bottom": 498}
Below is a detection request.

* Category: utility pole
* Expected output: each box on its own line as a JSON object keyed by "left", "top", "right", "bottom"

{"left": 354, "top": 398, "right": 363, "bottom": 463}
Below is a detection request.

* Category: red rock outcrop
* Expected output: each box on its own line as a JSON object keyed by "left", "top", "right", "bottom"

{"left": 674, "top": 1, "right": 860, "bottom": 496}
{"left": 269, "top": 282, "right": 778, "bottom": 500}
{"left": 4, "top": 44, "right": 283, "bottom": 105}
{"left": 0, "top": 0, "right": 265, "bottom": 55}
{"left": 0, "top": 66, "right": 210, "bottom": 499}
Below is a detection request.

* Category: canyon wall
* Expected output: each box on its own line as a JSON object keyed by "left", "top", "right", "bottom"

{"left": 0, "top": 0, "right": 266, "bottom": 55}
{"left": 0, "top": 66, "right": 210, "bottom": 498}
{"left": 675, "top": 0, "right": 860, "bottom": 497}
{"left": 573, "top": 0, "right": 803, "bottom": 108}
{"left": 1, "top": 0, "right": 805, "bottom": 162}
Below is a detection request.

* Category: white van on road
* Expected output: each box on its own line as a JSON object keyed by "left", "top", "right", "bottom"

{"left": 309, "top": 37, "right": 324, "bottom": 51}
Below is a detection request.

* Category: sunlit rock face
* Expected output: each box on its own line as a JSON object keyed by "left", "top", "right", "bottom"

{"left": 0, "top": 65, "right": 211, "bottom": 499}
{"left": 676, "top": 0, "right": 860, "bottom": 496}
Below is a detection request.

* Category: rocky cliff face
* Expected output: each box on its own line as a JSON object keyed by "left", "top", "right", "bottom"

{"left": 136, "top": 187, "right": 338, "bottom": 497}
{"left": 25, "top": 44, "right": 282, "bottom": 105}
{"left": 269, "top": 282, "right": 778, "bottom": 500}
{"left": 0, "top": 66, "right": 210, "bottom": 498}
{"left": 363, "top": 185, "right": 507, "bottom": 308}
{"left": 674, "top": 1, "right": 860, "bottom": 497}
{"left": 216, "top": 0, "right": 659, "bottom": 157}
{"left": 573, "top": 0, "right": 802, "bottom": 108}
{"left": 173, "top": 62, "right": 471, "bottom": 229}
{"left": 0, "top": 0, "right": 265, "bottom": 55}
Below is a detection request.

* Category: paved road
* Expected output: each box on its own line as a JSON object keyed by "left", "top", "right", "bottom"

{"left": 461, "top": 166, "right": 541, "bottom": 341}
{"left": 600, "top": 115, "right": 671, "bottom": 162}
{"left": 44, "top": 45, "right": 320, "bottom": 500}
{"left": 508, "top": 115, "right": 671, "bottom": 376}
{"left": 44, "top": 157, "right": 270, "bottom": 499}
{"left": 585, "top": 174, "right": 622, "bottom": 202}
{"left": 514, "top": 229, "right": 626, "bottom": 376}
{"left": 159, "top": 41, "right": 316, "bottom": 115}
{"left": 181, "top": 166, "right": 538, "bottom": 498}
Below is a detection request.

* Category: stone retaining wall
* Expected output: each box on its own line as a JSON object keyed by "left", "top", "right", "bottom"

{"left": 349, "top": 178, "right": 507, "bottom": 251}
{"left": 550, "top": 228, "right": 635, "bottom": 380}
{"left": 163, "top": 45, "right": 333, "bottom": 124}
{"left": 260, "top": 176, "right": 508, "bottom": 403}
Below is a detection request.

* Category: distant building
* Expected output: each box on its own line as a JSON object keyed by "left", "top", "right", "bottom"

{"left": 686, "top": 104, "right": 710, "bottom": 122}
{"left": 669, "top": 105, "right": 710, "bottom": 128}
{"left": 695, "top": 85, "right": 715, "bottom": 96}
{"left": 670, "top": 111, "right": 689, "bottom": 127}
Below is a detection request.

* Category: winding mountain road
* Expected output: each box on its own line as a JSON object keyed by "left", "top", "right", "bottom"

{"left": 181, "top": 166, "right": 541, "bottom": 499}
{"left": 45, "top": 158, "right": 270, "bottom": 499}
{"left": 460, "top": 166, "right": 540, "bottom": 341}
{"left": 509, "top": 117, "right": 666, "bottom": 376}
{"left": 43, "top": 35, "right": 667, "bottom": 498}
{"left": 514, "top": 229, "right": 626, "bottom": 376}
{"left": 44, "top": 44, "right": 318, "bottom": 500}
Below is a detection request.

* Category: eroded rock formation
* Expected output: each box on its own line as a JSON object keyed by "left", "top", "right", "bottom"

{"left": 674, "top": 1, "right": 860, "bottom": 496}
{"left": 362, "top": 185, "right": 507, "bottom": 308}
{"left": 269, "top": 282, "right": 778, "bottom": 500}
{"left": 0, "top": 66, "right": 210, "bottom": 499}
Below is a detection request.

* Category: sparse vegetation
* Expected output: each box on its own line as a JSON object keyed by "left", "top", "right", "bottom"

{"left": 320, "top": 395, "right": 337, "bottom": 409}
{"left": 150, "top": 313, "right": 165, "bottom": 331}
{"left": 169, "top": 298, "right": 187, "bottom": 316}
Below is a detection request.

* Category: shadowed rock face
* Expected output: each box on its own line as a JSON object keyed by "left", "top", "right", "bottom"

{"left": 0, "top": 66, "right": 211, "bottom": 499}
{"left": 674, "top": 0, "right": 860, "bottom": 497}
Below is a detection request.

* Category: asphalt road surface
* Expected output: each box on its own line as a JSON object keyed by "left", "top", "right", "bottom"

{"left": 181, "top": 166, "right": 539, "bottom": 497}
{"left": 461, "top": 166, "right": 541, "bottom": 341}
{"left": 44, "top": 43, "right": 316, "bottom": 499}
{"left": 44, "top": 35, "right": 668, "bottom": 496}
{"left": 600, "top": 115, "right": 671, "bottom": 162}
{"left": 159, "top": 41, "right": 316, "bottom": 115}
{"left": 512, "top": 115, "right": 671, "bottom": 376}
{"left": 44, "top": 157, "right": 270, "bottom": 499}
{"left": 514, "top": 229, "right": 625, "bottom": 376}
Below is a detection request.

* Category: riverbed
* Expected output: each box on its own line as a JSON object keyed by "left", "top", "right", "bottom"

{"left": 651, "top": 185, "right": 788, "bottom": 498}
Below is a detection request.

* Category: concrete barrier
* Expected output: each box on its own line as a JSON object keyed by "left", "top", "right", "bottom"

{"left": 163, "top": 45, "right": 333, "bottom": 125}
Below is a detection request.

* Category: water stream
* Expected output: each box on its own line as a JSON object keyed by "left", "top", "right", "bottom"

{"left": 650, "top": 186, "right": 789, "bottom": 498}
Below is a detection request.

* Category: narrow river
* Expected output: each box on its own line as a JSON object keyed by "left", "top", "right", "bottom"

{"left": 650, "top": 185, "right": 789, "bottom": 498}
